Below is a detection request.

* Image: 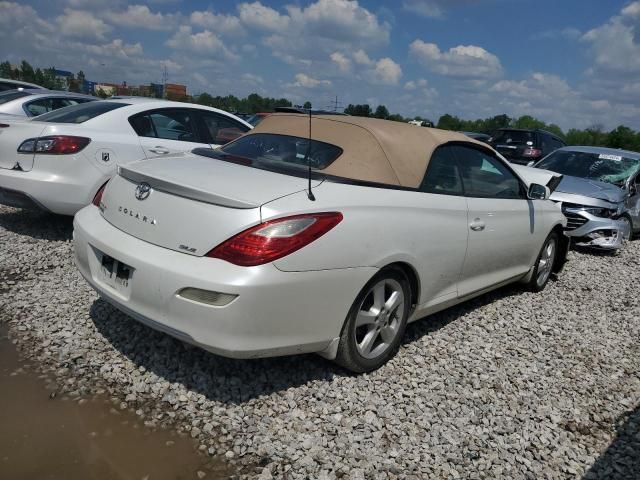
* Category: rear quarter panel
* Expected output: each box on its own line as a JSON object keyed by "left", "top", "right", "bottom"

{"left": 263, "top": 181, "right": 470, "bottom": 304}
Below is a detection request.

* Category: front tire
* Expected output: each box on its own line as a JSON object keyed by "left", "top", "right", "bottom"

{"left": 528, "top": 232, "right": 558, "bottom": 292}
{"left": 334, "top": 268, "right": 411, "bottom": 373}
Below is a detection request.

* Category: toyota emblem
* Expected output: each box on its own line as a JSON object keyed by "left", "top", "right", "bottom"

{"left": 135, "top": 182, "right": 152, "bottom": 201}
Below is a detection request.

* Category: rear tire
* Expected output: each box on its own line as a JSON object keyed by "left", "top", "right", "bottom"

{"left": 334, "top": 268, "right": 411, "bottom": 373}
{"left": 528, "top": 232, "right": 558, "bottom": 292}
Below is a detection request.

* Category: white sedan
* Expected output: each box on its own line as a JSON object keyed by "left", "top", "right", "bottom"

{"left": 0, "top": 98, "right": 251, "bottom": 215}
{"left": 0, "top": 89, "right": 96, "bottom": 120}
{"left": 73, "top": 114, "right": 568, "bottom": 372}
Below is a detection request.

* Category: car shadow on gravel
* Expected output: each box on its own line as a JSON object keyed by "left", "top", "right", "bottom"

{"left": 0, "top": 208, "right": 73, "bottom": 242}
{"left": 583, "top": 404, "right": 640, "bottom": 479}
{"left": 90, "top": 279, "right": 542, "bottom": 405}
{"left": 403, "top": 282, "right": 524, "bottom": 345}
{"left": 90, "top": 299, "right": 348, "bottom": 405}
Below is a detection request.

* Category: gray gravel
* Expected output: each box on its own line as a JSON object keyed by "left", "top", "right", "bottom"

{"left": 1, "top": 204, "right": 639, "bottom": 479}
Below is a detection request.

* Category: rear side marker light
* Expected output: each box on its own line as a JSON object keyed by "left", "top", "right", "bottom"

{"left": 0, "top": 123, "right": 9, "bottom": 128}
{"left": 177, "top": 288, "right": 238, "bottom": 307}
{"left": 207, "top": 212, "right": 343, "bottom": 266}
{"left": 17, "top": 135, "right": 91, "bottom": 154}
{"left": 92, "top": 182, "right": 109, "bottom": 207}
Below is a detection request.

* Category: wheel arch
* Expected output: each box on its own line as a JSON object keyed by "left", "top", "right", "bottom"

{"left": 551, "top": 223, "right": 569, "bottom": 274}
{"left": 383, "top": 261, "right": 420, "bottom": 313}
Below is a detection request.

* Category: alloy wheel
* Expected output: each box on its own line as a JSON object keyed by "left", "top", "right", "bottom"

{"left": 353, "top": 278, "right": 405, "bottom": 360}
{"left": 536, "top": 237, "right": 556, "bottom": 288}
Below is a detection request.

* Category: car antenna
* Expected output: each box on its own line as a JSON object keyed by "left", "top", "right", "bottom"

{"left": 305, "top": 108, "right": 316, "bottom": 201}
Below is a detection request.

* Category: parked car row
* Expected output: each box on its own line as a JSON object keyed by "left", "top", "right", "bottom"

{"left": 0, "top": 96, "right": 636, "bottom": 371}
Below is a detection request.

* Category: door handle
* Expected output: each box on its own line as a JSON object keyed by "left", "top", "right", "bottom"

{"left": 470, "top": 218, "right": 486, "bottom": 231}
{"left": 148, "top": 146, "right": 170, "bottom": 154}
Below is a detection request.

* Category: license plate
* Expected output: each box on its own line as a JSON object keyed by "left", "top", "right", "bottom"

{"left": 99, "top": 254, "right": 132, "bottom": 294}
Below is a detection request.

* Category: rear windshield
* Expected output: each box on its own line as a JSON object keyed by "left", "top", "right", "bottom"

{"left": 32, "top": 102, "right": 128, "bottom": 123}
{"left": 195, "top": 133, "right": 343, "bottom": 171}
{"left": 491, "top": 130, "right": 534, "bottom": 145}
{"left": 0, "top": 91, "right": 30, "bottom": 105}
{"left": 536, "top": 150, "right": 640, "bottom": 186}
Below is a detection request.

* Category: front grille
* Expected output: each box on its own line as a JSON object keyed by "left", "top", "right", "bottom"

{"left": 561, "top": 203, "right": 589, "bottom": 231}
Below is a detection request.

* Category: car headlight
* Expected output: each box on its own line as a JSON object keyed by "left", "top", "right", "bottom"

{"left": 583, "top": 207, "right": 616, "bottom": 218}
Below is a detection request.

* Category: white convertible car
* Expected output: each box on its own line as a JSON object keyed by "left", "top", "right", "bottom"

{"left": 0, "top": 98, "right": 251, "bottom": 215}
{"left": 73, "top": 114, "right": 568, "bottom": 372}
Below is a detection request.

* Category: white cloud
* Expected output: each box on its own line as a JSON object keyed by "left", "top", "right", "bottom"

{"left": 370, "top": 57, "right": 402, "bottom": 85}
{"left": 410, "top": 39, "right": 503, "bottom": 79}
{"left": 238, "top": 1, "right": 290, "bottom": 31}
{"left": 105, "top": 5, "right": 177, "bottom": 31}
{"left": 56, "top": 9, "right": 111, "bottom": 40}
{"left": 330, "top": 52, "right": 351, "bottom": 72}
{"left": 581, "top": 3, "right": 640, "bottom": 75}
{"left": 241, "top": 73, "right": 264, "bottom": 85}
{"left": 287, "top": 73, "right": 332, "bottom": 88}
{"left": 402, "top": 0, "right": 476, "bottom": 18}
{"left": 404, "top": 78, "right": 428, "bottom": 90}
{"left": 240, "top": 0, "right": 390, "bottom": 67}
{"left": 353, "top": 49, "right": 373, "bottom": 66}
{"left": 190, "top": 10, "right": 244, "bottom": 36}
{"left": 84, "top": 39, "right": 143, "bottom": 57}
{"left": 166, "top": 26, "right": 238, "bottom": 60}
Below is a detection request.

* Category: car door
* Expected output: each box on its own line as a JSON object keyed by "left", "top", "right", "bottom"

{"left": 415, "top": 145, "right": 469, "bottom": 302}
{"left": 130, "top": 108, "right": 210, "bottom": 158}
{"left": 197, "top": 110, "right": 250, "bottom": 148}
{"left": 452, "top": 144, "right": 544, "bottom": 297}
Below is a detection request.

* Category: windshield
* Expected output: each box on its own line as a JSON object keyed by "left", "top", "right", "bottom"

{"left": 247, "top": 114, "right": 267, "bottom": 127}
{"left": 194, "top": 133, "right": 343, "bottom": 172}
{"left": 33, "top": 102, "right": 128, "bottom": 123}
{"left": 491, "top": 130, "right": 534, "bottom": 145}
{"left": 536, "top": 150, "right": 640, "bottom": 185}
{"left": 0, "top": 91, "right": 30, "bottom": 105}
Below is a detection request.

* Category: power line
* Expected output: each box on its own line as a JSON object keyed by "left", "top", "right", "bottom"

{"left": 326, "top": 95, "right": 343, "bottom": 112}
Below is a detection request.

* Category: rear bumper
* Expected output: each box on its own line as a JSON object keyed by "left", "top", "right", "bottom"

{"left": 0, "top": 157, "right": 106, "bottom": 216}
{"left": 73, "top": 206, "right": 376, "bottom": 359}
{"left": 0, "top": 184, "right": 50, "bottom": 212}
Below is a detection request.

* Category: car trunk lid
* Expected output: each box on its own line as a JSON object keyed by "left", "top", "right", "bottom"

{"left": 100, "top": 153, "right": 320, "bottom": 256}
{"left": 0, "top": 120, "right": 49, "bottom": 171}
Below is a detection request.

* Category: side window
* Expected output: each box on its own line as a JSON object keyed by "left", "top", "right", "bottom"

{"left": 51, "top": 98, "right": 76, "bottom": 110}
{"left": 145, "top": 109, "right": 198, "bottom": 142}
{"left": 199, "top": 112, "right": 250, "bottom": 145}
{"left": 539, "top": 133, "right": 550, "bottom": 154}
{"left": 452, "top": 145, "right": 524, "bottom": 199}
{"left": 25, "top": 99, "right": 54, "bottom": 116}
{"left": 420, "top": 146, "right": 463, "bottom": 196}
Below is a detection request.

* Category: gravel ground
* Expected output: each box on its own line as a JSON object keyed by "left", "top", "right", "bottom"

{"left": 1, "top": 204, "right": 639, "bottom": 479}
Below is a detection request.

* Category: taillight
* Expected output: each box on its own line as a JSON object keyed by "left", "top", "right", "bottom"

{"left": 207, "top": 212, "right": 343, "bottom": 266}
{"left": 17, "top": 136, "right": 90, "bottom": 154}
{"left": 522, "top": 147, "right": 542, "bottom": 158}
{"left": 92, "top": 181, "right": 108, "bottom": 207}
{"left": 0, "top": 123, "right": 9, "bottom": 128}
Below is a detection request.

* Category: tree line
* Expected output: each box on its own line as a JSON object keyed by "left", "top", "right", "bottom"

{"left": 2, "top": 59, "right": 639, "bottom": 152}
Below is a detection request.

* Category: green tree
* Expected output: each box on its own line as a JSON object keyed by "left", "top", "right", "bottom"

{"left": 96, "top": 87, "right": 108, "bottom": 99}
{"left": 344, "top": 104, "right": 372, "bottom": 117}
{"left": 607, "top": 125, "right": 640, "bottom": 151}
{"left": 437, "top": 114, "right": 463, "bottom": 131}
{"left": 303, "top": 101, "right": 312, "bottom": 109}
{"left": 0, "top": 61, "right": 12, "bottom": 78}
{"left": 19, "top": 60, "right": 35, "bottom": 83}
{"left": 374, "top": 104, "right": 390, "bottom": 119}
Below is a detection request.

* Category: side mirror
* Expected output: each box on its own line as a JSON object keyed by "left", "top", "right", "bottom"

{"left": 528, "top": 183, "right": 550, "bottom": 200}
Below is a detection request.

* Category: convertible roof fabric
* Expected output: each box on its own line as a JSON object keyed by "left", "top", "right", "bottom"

{"left": 250, "top": 113, "right": 486, "bottom": 188}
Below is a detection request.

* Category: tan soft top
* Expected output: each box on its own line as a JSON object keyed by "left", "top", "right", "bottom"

{"left": 250, "top": 113, "right": 486, "bottom": 188}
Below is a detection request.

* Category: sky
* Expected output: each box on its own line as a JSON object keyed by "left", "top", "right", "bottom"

{"left": 0, "top": 0, "right": 639, "bottom": 131}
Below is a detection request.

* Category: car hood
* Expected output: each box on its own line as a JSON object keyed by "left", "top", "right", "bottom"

{"left": 555, "top": 175, "right": 625, "bottom": 203}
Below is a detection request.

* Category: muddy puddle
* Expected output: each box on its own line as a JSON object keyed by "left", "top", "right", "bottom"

{"left": 0, "top": 324, "right": 232, "bottom": 479}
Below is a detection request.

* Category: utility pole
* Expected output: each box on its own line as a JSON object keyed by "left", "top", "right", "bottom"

{"left": 326, "top": 95, "right": 343, "bottom": 112}
{"left": 161, "top": 64, "right": 168, "bottom": 99}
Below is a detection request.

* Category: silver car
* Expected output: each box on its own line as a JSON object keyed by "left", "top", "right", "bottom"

{"left": 532, "top": 146, "right": 640, "bottom": 249}
{"left": 0, "top": 89, "right": 96, "bottom": 119}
